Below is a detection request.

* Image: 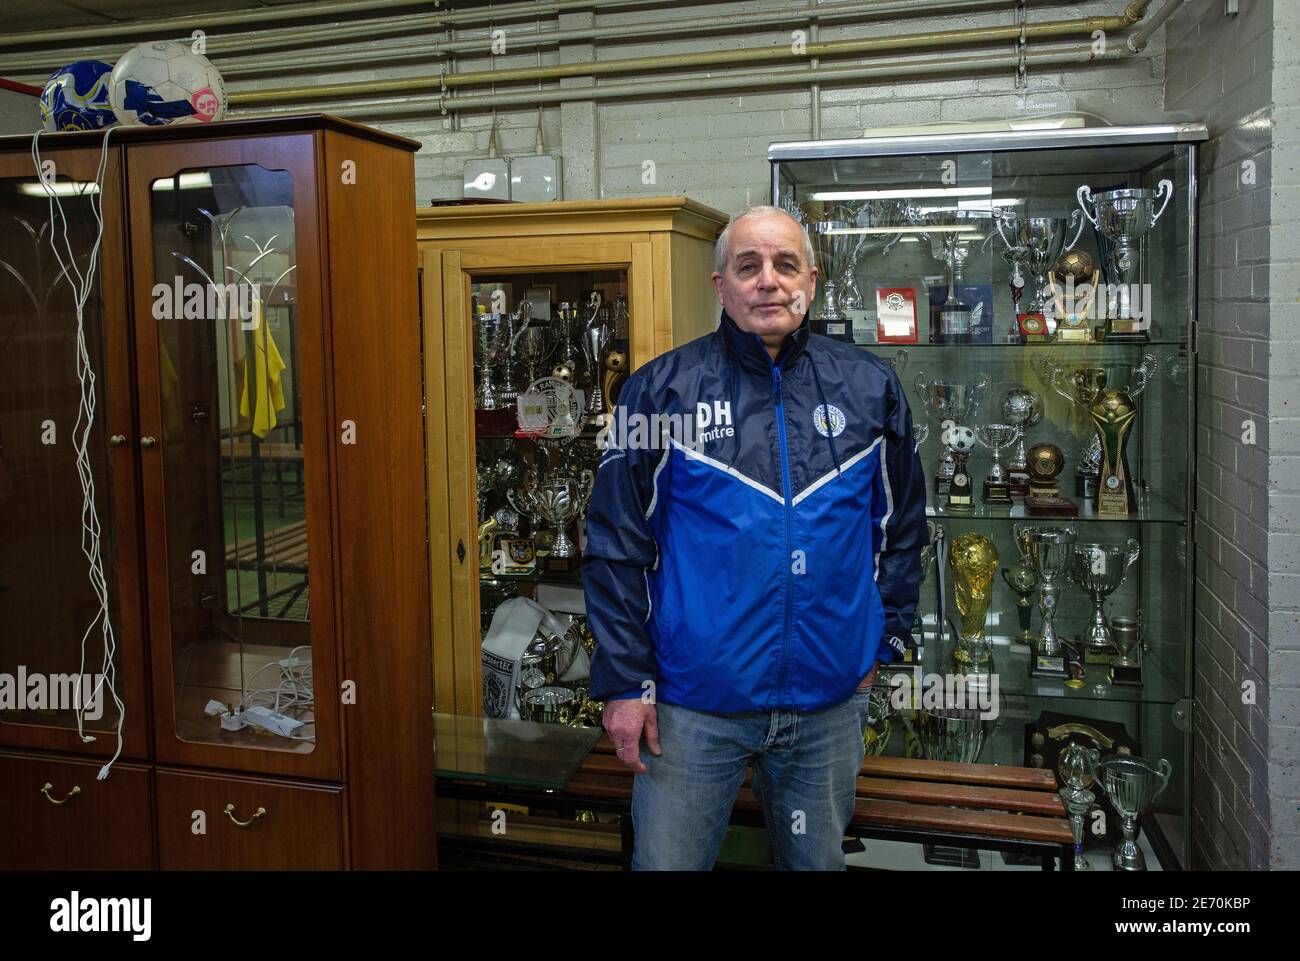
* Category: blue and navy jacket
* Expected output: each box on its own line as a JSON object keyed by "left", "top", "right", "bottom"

{"left": 582, "top": 308, "right": 928, "bottom": 712}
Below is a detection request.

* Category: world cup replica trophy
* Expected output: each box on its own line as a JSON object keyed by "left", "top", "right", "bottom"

{"left": 1013, "top": 524, "right": 1078, "bottom": 678}
{"left": 948, "top": 532, "right": 998, "bottom": 684}
{"left": 1077, "top": 178, "right": 1173, "bottom": 341}
{"left": 1070, "top": 538, "right": 1141, "bottom": 661}
{"left": 1098, "top": 754, "right": 1172, "bottom": 870}
{"left": 1058, "top": 743, "right": 1101, "bottom": 871}
{"left": 993, "top": 208, "right": 1085, "bottom": 323}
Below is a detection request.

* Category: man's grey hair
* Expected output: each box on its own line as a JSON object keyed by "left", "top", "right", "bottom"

{"left": 714, "top": 204, "right": 816, "bottom": 275}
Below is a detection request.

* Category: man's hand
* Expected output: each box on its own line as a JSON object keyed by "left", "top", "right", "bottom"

{"left": 857, "top": 661, "right": 880, "bottom": 691}
{"left": 603, "top": 698, "right": 660, "bottom": 773}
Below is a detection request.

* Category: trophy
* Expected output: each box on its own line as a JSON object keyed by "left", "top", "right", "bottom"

{"left": 1110, "top": 615, "right": 1143, "bottom": 686}
{"left": 553, "top": 301, "right": 580, "bottom": 368}
{"left": 581, "top": 323, "right": 611, "bottom": 425}
{"left": 1090, "top": 389, "right": 1139, "bottom": 516}
{"left": 973, "top": 423, "right": 1020, "bottom": 505}
{"left": 517, "top": 324, "right": 551, "bottom": 389}
{"left": 474, "top": 311, "right": 509, "bottom": 410}
{"left": 1098, "top": 754, "right": 1172, "bottom": 871}
{"left": 913, "top": 519, "right": 938, "bottom": 641}
{"left": 1048, "top": 248, "right": 1100, "bottom": 342}
{"left": 924, "top": 212, "right": 992, "bottom": 344}
{"left": 941, "top": 425, "right": 976, "bottom": 513}
{"left": 1013, "top": 524, "right": 1078, "bottom": 678}
{"left": 1077, "top": 178, "right": 1174, "bottom": 341}
{"left": 860, "top": 684, "right": 896, "bottom": 757}
{"left": 1070, "top": 538, "right": 1141, "bottom": 661}
{"left": 1002, "top": 387, "right": 1042, "bottom": 494}
{"left": 836, "top": 199, "right": 910, "bottom": 313}
{"left": 508, "top": 468, "right": 594, "bottom": 571}
{"left": 603, "top": 348, "right": 628, "bottom": 413}
{"left": 993, "top": 208, "right": 1085, "bottom": 322}
{"left": 809, "top": 219, "right": 856, "bottom": 338}
{"left": 1052, "top": 357, "right": 1155, "bottom": 500}
{"left": 1024, "top": 442, "right": 1077, "bottom": 516}
{"left": 913, "top": 372, "right": 988, "bottom": 494}
{"left": 499, "top": 301, "right": 532, "bottom": 405}
{"left": 1058, "top": 743, "right": 1101, "bottom": 872}
{"left": 949, "top": 532, "right": 998, "bottom": 680}
{"left": 1000, "top": 561, "right": 1038, "bottom": 644}
{"left": 917, "top": 702, "right": 991, "bottom": 868}
{"left": 996, "top": 233, "right": 1030, "bottom": 341}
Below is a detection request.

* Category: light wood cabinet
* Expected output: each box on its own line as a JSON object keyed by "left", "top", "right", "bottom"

{"left": 417, "top": 196, "right": 727, "bottom": 716}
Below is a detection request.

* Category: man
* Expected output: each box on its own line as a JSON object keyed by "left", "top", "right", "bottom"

{"left": 582, "top": 205, "right": 927, "bottom": 870}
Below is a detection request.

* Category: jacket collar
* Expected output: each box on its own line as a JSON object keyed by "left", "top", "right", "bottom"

{"left": 717, "top": 307, "right": 811, "bottom": 373}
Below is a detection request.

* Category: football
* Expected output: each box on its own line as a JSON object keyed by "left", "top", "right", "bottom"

{"left": 942, "top": 424, "right": 976, "bottom": 454}
{"left": 39, "top": 61, "right": 116, "bottom": 131}
{"left": 109, "top": 41, "right": 227, "bottom": 127}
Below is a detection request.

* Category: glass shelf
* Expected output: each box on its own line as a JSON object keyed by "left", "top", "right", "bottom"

{"left": 861, "top": 339, "right": 1189, "bottom": 351}
{"left": 925, "top": 491, "right": 1186, "bottom": 524}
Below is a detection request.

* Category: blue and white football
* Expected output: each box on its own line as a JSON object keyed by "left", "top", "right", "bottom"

{"left": 109, "top": 41, "right": 227, "bottom": 127}
{"left": 39, "top": 61, "right": 116, "bottom": 131}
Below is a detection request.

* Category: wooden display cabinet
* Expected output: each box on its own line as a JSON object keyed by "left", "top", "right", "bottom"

{"left": 417, "top": 197, "right": 728, "bottom": 717}
{"left": 0, "top": 115, "right": 434, "bottom": 869}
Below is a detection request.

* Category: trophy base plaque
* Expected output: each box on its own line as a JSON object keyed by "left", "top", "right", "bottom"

{"left": 1075, "top": 472, "right": 1098, "bottom": 501}
{"left": 1055, "top": 324, "right": 1093, "bottom": 343}
{"left": 1109, "top": 662, "right": 1143, "bottom": 686}
{"left": 945, "top": 473, "right": 974, "bottom": 512}
{"left": 1025, "top": 487, "right": 1079, "bottom": 517}
{"left": 1083, "top": 643, "right": 1117, "bottom": 666}
{"left": 819, "top": 318, "right": 853, "bottom": 341}
{"left": 1030, "top": 653, "right": 1070, "bottom": 679}
{"left": 1103, "top": 319, "right": 1150, "bottom": 343}
{"left": 982, "top": 480, "right": 1013, "bottom": 505}
{"left": 934, "top": 476, "right": 952, "bottom": 497}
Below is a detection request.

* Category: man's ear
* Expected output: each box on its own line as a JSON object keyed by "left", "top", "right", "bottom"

{"left": 711, "top": 271, "right": 725, "bottom": 304}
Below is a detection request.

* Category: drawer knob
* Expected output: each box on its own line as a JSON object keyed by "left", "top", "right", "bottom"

{"left": 41, "top": 782, "right": 81, "bottom": 805}
{"left": 223, "top": 803, "right": 267, "bottom": 828}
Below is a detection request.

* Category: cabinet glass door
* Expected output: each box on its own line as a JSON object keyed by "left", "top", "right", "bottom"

{"left": 0, "top": 148, "right": 147, "bottom": 756}
{"left": 128, "top": 141, "right": 337, "bottom": 776}
{"left": 774, "top": 131, "right": 1196, "bottom": 869}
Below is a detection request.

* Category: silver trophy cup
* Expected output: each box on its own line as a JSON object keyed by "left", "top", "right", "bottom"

{"left": 1002, "top": 387, "right": 1043, "bottom": 476}
{"left": 1070, "top": 539, "right": 1141, "bottom": 656}
{"left": 1058, "top": 742, "right": 1101, "bottom": 871}
{"left": 994, "top": 209, "right": 1085, "bottom": 315}
{"left": 1098, "top": 754, "right": 1172, "bottom": 871}
{"left": 1076, "top": 178, "right": 1174, "bottom": 323}
{"left": 913, "top": 372, "right": 988, "bottom": 489}
{"left": 809, "top": 220, "right": 856, "bottom": 334}
{"left": 1013, "top": 524, "right": 1078, "bottom": 676}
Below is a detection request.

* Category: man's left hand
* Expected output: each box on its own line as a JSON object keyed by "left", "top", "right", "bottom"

{"left": 857, "top": 661, "right": 880, "bottom": 691}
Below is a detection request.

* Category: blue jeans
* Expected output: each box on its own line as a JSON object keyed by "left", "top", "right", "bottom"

{"left": 630, "top": 692, "right": 869, "bottom": 870}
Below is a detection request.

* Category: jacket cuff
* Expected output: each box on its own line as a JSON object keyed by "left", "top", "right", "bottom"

{"left": 877, "top": 634, "right": 908, "bottom": 665}
{"left": 604, "top": 688, "right": 647, "bottom": 701}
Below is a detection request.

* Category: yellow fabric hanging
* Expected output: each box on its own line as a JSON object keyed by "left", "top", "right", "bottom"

{"left": 238, "top": 299, "right": 286, "bottom": 439}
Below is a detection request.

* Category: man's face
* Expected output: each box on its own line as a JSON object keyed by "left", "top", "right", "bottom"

{"left": 712, "top": 211, "right": 816, "bottom": 353}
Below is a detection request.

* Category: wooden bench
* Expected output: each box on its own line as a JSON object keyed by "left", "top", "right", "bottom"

{"left": 565, "top": 735, "right": 1075, "bottom": 870}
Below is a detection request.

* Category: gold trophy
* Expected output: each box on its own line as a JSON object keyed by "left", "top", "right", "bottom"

{"left": 1090, "top": 388, "right": 1138, "bottom": 515}
{"left": 949, "top": 533, "right": 999, "bottom": 684}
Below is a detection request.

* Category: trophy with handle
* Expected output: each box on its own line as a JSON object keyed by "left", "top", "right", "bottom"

{"left": 923, "top": 211, "right": 992, "bottom": 344}
{"left": 1002, "top": 387, "right": 1042, "bottom": 494}
{"left": 913, "top": 371, "right": 988, "bottom": 495}
{"left": 474, "top": 311, "right": 509, "bottom": 410}
{"left": 973, "top": 423, "right": 1020, "bottom": 505}
{"left": 809, "top": 219, "right": 856, "bottom": 339}
{"left": 1098, "top": 754, "right": 1172, "bottom": 871}
{"left": 994, "top": 208, "right": 1085, "bottom": 322}
{"left": 1070, "top": 538, "right": 1141, "bottom": 661}
{"left": 1013, "top": 524, "right": 1078, "bottom": 678}
{"left": 1077, "top": 178, "right": 1173, "bottom": 341}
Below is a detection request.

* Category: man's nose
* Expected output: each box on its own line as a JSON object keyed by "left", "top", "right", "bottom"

{"left": 756, "top": 261, "right": 779, "bottom": 287}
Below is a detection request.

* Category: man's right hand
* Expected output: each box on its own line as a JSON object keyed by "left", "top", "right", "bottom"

{"left": 603, "top": 698, "right": 660, "bottom": 774}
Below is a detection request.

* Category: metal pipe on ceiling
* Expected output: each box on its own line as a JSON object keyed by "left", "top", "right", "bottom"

{"left": 229, "top": 10, "right": 1154, "bottom": 107}
{"left": 231, "top": 43, "right": 1145, "bottom": 119}
{"left": 0, "top": 0, "right": 1024, "bottom": 79}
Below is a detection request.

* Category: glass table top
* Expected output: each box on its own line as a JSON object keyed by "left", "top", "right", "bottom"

{"left": 433, "top": 713, "right": 602, "bottom": 790}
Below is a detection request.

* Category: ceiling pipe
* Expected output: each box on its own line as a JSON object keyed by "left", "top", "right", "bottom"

{"left": 0, "top": 0, "right": 1021, "bottom": 78}
{"left": 229, "top": 10, "right": 1152, "bottom": 107}
{"left": 1128, "top": 0, "right": 1186, "bottom": 51}
{"left": 231, "top": 43, "right": 1147, "bottom": 120}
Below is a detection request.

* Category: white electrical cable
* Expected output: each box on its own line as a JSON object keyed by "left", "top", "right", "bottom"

{"left": 30, "top": 125, "right": 124, "bottom": 780}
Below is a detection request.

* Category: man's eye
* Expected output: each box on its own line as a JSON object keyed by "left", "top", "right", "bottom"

{"left": 739, "top": 263, "right": 755, "bottom": 273}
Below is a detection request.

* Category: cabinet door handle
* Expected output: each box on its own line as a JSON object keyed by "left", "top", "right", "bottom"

{"left": 223, "top": 803, "right": 267, "bottom": 827}
{"left": 140, "top": 436, "right": 157, "bottom": 449}
{"left": 109, "top": 434, "right": 128, "bottom": 447}
{"left": 41, "top": 782, "right": 81, "bottom": 805}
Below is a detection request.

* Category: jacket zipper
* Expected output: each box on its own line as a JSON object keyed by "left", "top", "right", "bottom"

{"left": 770, "top": 358, "right": 795, "bottom": 706}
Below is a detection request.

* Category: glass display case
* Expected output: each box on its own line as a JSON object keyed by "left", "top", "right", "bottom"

{"left": 771, "top": 123, "right": 1206, "bottom": 870}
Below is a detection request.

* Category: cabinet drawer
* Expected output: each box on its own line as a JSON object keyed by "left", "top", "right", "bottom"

{"left": 0, "top": 751, "right": 155, "bottom": 869}
{"left": 156, "top": 768, "right": 344, "bottom": 869}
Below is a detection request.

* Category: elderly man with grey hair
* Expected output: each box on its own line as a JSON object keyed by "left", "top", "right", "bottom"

{"left": 581, "top": 205, "right": 928, "bottom": 870}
